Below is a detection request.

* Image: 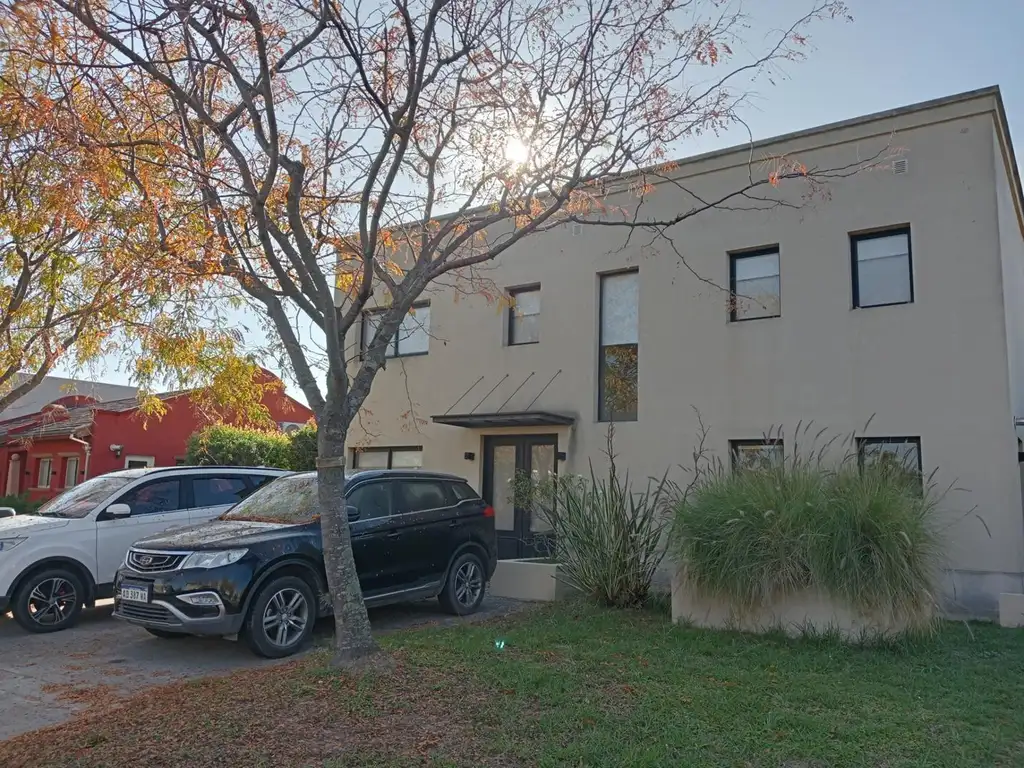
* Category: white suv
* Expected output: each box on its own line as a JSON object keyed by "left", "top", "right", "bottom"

{"left": 0, "top": 466, "right": 289, "bottom": 633}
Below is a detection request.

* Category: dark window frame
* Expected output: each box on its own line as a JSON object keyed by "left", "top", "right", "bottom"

{"left": 728, "top": 245, "right": 782, "bottom": 323}
{"left": 350, "top": 445, "right": 424, "bottom": 470}
{"left": 729, "top": 439, "right": 785, "bottom": 472}
{"left": 507, "top": 284, "right": 541, "bottom": 346}
{"left": 851, "top": 226, "right": 914, "bottom": 309}
{"left": 856, "top": 436, "right": 922, "bottom": 474}
{"left": 597, "top": 268, "right": 639, "bottom": 423}
{"left": 360, "top": 301, "right": 431, "bottom": 359}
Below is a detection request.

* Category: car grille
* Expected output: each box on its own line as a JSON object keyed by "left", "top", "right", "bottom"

{"left": 127, "top": 550, "right": 187, "bottom": 572}
{"left": 117, "top": 601, "right": 180, "bottom": 625}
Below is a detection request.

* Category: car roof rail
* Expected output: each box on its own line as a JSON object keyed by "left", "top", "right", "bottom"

{"left": 144, "top": 465, "right": 292, "bottom": 474}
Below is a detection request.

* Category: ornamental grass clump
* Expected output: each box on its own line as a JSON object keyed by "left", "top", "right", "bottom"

{"left": 669, "top": 433, "right": 943, "bottom": 630}
{"left": 514, "top": 428, "right": 670, "bottom": 608}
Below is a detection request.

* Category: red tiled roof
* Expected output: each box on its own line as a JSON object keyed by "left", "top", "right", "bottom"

{"left": 0, "top": 407, "right": 95, "bottom": 442}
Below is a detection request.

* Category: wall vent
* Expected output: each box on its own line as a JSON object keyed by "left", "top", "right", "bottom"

{"left": 892, "top": 158, "right": 909, "bottom": 175}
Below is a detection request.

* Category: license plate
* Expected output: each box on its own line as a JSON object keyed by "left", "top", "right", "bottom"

{"left": 120, "top": 584, "right": 149, "bottom": 603}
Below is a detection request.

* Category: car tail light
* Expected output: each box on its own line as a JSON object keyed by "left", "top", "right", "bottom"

{"left": 483, "top": 505, "right": 495, "bottom": 518}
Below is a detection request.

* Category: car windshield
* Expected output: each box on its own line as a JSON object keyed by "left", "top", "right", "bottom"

{"left": 33, "top": 475, "right": 134, "bottom": 519}
{"left": 221, "top": 473, "right": 319, "bottom": 524}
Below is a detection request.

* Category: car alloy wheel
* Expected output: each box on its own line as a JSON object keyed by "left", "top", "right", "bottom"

{"left": 261, "top": 587, "right": 309, "bottom": 649}
{"left": 454, "top": 560, "right": 483, "bottom": 608}
{"left": 27, "top": 577, "right": 78, "bottom": 627}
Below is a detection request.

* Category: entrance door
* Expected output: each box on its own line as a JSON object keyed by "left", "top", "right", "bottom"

{"left": 482, "top": 435, "right": 557, "bottom": 560}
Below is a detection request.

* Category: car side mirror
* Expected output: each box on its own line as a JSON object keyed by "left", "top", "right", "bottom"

{"left": 106, "top": 503, "right": 131, "bottom": 518}
{"left": 345, "top": 505, "right": 360, "bottom": 522}
{"left": 0, "top": 507, "right": 15, "bottom": 519}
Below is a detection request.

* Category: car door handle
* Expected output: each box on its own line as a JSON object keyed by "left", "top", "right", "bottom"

{"left": 449, "top": 519, "right": 462, "bottom": 528}
{"left": 386, "top": 531, "right": 401, "bottom": 539}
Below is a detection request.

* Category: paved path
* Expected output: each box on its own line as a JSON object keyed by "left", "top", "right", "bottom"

{"left": 0, "top": 595, "right": 526, "bottom": 741}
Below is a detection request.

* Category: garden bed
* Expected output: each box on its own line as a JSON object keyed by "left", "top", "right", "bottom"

{"left": 671, "top": 569, "right": 926, "bottom": 639}
{"left": 488, "top": 557, "right": 575, "bottom": 601}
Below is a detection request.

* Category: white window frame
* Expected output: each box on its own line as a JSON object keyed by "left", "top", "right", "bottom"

{"left": 125, "top": 455, "right": 156, "bottom": 469}
{"left": 64, "top": 456, "right": 79, "bottom": 488}
{"left": 37, "top": 457, "right": 52, "bottom": 489}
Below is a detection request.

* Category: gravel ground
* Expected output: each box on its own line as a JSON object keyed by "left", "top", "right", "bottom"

{"left": 0, "top": 594, "right": 527, "bottom": 741}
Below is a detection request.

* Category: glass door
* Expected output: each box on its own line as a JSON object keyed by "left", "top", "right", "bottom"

{"left": 482, "top": 435, "right": 558, "bottom": 559}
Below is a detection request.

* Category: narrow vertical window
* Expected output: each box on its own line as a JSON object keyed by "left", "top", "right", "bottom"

{"left": 598, "top": 271, "right": 639, "bottom": 422}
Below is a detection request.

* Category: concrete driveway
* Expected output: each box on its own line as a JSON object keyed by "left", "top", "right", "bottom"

{"left": 0, "top": 595, "right": 524, "bottom": 741}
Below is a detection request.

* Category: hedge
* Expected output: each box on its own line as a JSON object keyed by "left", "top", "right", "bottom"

{"left": 185, "top": 423, "right": 318, "bottom": 471}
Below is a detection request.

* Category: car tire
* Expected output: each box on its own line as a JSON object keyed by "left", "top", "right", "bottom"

{"left": 438, "top": 551, "right": 486, "bottom": 616}
{"left": 145, "top": 628, "right": 187, "bottom": 639}
{"left": 12, "top": 568, "right": 85, "bottom": 633}
{"left": 242, "top": 575, "right": 316, "bottom": 658}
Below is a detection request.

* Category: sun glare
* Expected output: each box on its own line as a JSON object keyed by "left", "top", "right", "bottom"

{"left": 505, "top": 136, "right": 530, "bottom": 164}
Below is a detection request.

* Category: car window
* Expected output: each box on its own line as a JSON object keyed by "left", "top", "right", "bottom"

{"left": 397, "top": 480, "right": 451, "bottom": 513}
{"left": 450, "top": 481, "right": 479, "bottom": 502}
{"left": 192, "top": 476, "right": 250, "bottom": 508}
{"left": 117, "top": 479, "right": 183, "bottom": 516}
{"left": 34, "top": 475, "right": 134, "bottom": 519}
{"left": 346, "top": 482, "right": 391, "bottom": 520}
{"left": 248, "top": 475, "right": 280, "bottom": 492}
{"left": 221, "top": 473, "right": 318, "bottom": 524}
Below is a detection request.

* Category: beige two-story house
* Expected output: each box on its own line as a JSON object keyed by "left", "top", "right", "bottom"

{"left": 346, "top": 86, "right": 1024, "bottom": 619}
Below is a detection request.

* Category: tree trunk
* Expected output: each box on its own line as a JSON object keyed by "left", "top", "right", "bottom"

{"left": 316, "top": 395, "right": 379, "bottom": 667}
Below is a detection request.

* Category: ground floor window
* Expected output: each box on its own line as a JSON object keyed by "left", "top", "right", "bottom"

{"left": 63, "top": 456, "right": 79, "bottom": 488}
{"left": 351, "top": 446, "right": 423, "bottom": 470}
{"left": 730, "top": 440, "right": 784, "bottom": 472}
{"left": 36, "top": 457, "right": 52, "bottom": 488}
{"left": 857, "top": 436, "right": 922, "bottom": 490}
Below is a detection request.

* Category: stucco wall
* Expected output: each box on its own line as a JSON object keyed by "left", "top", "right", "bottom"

{"left": 348, "top": 92, "right": 1024, "bottom": 617}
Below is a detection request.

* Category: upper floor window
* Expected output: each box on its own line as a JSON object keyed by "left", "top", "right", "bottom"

{"left": 851, "top": 227, "right": 913, "bottom": 308}
{"left": 598, "top": 270, "right": 638, "bottom": 422}
{"left": 362, "top": 303, "right": 430, "bottom": 358}
{"left": 508, "top": 286, "right": 540, "bottom": 345}
{"left": 730, "top": 440, "right": 784, "bottom": 471}
{"left": 729, "top": 247, "right": 781, "bottom": 321}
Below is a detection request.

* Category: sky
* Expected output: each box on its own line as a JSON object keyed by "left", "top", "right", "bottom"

{"left": 56, "top": 0, "right": 1024, "bottom": 400}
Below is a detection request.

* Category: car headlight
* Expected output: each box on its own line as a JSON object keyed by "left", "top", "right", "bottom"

{"left": 0, "top": 537, "right": 26, "bottom": 552}
{"left": 181, "top": 549, "right": 248, "bottom": 569}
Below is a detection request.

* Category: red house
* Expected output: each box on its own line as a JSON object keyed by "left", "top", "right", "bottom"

{"left": 0, "top": 373, "right": 313, "bottom": 501}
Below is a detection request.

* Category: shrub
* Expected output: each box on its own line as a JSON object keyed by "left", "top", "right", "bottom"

{"left": 515, "top": 432, "right": 670, "bottom": 608}
{"left": 288, "top": 424, "right": 318, "bottom": 471}
{"left": 186, "top": 424, "right": 296, "bottom": 469}
{"left": 0, "top": 493, "right": 42, "bottom": 514}
{"left": 669, "top": 439, "right": 943, "bottom": 630}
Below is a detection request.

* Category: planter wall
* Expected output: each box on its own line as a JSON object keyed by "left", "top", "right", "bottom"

{"left": 670, "top": 568, "right": 926, "bottom": 640}
{"left": 489, "top": 558, "right": 575, "bottom": 601}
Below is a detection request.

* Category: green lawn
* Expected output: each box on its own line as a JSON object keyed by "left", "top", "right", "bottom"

{"left": 4, "top": 602, "right": 1023, "bottom": 767}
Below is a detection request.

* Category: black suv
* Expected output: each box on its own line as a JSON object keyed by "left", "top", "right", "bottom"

{"left": 112, "top": 470, "right": 497, "bottom": 657}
